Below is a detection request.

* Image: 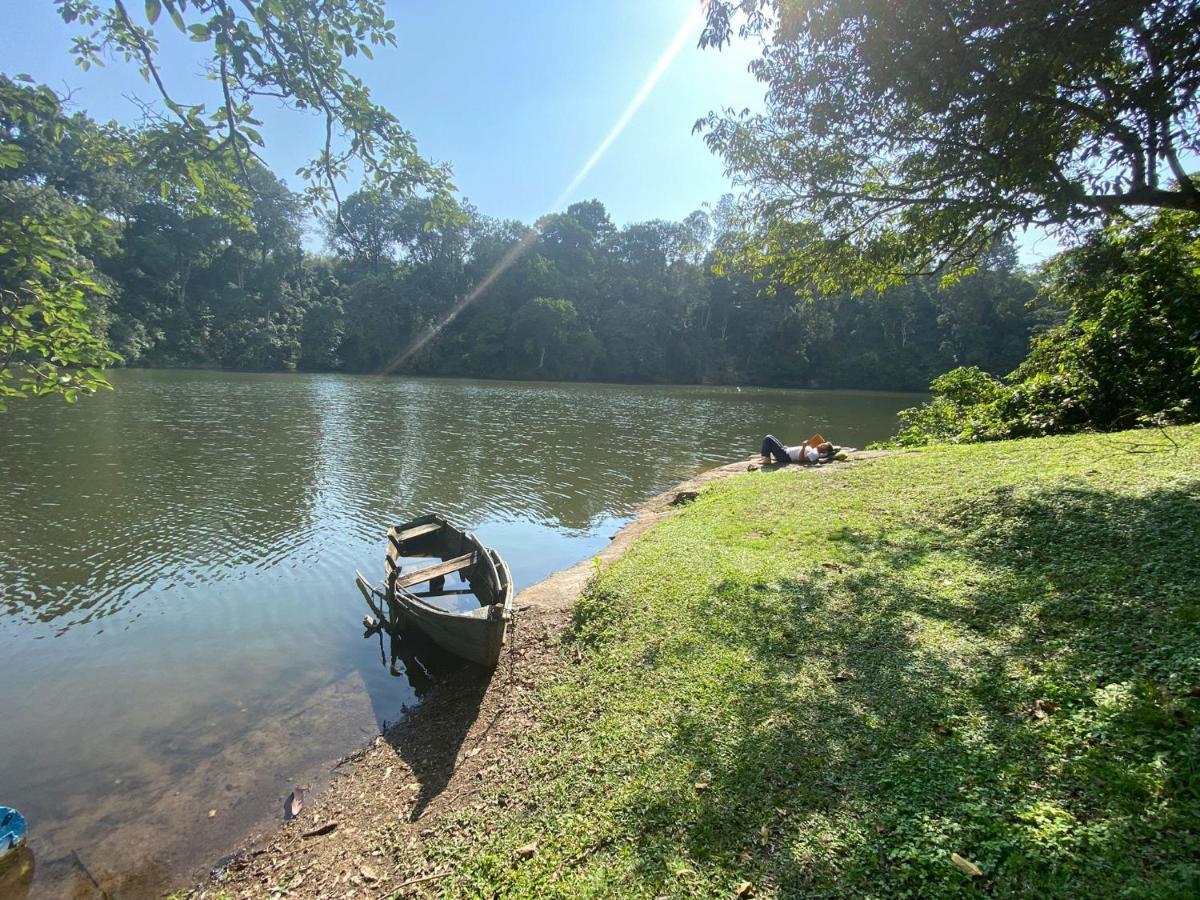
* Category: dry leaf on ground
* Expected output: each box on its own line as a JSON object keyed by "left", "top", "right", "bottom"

{"left": 950, "top": 852, "right": 983, "bottom": 877}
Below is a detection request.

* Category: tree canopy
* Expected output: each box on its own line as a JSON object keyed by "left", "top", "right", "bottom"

{"left": 55, "top": 0, "right": 452, "bottom": 218}
{"left": 0, "top": 77, "right": 1048, "bottom": 397}
{"left": 3, "top": 0, "right": 454, "bottom": 406}
{"left": 893, "top": 207, "right": 1199, "bottom": 445}
{"left": 699, "top": 0, "right": 1200, "bottom": 293}
{"left": 0, "top": 77, "right": 119, "bottom": 409}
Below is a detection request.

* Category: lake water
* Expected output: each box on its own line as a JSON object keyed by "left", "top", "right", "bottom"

{"left": 0, "top": 369, "right": 922, "bottom": 896}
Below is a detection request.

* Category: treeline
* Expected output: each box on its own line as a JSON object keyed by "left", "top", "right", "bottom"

{"left": 1, "top": 76, "right": 1049, "bottom": 393}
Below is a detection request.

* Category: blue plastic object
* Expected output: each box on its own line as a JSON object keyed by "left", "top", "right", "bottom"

{"left": 0, "top": 807, "right": 26, "bottom": 853}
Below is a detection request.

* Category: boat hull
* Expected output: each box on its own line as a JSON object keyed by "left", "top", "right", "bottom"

{"left": 395, "top": 594, "right": 509, "bottom": 668}
{"left": 357, "top": 514, "right": 514, "bottom": 668}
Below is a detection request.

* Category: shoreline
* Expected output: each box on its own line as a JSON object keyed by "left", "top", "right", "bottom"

{"left": 187, "top": 451, "right": 884, "bottom": 897}
{"left": 106, "top": 365, "right": 932, "bottom": 399}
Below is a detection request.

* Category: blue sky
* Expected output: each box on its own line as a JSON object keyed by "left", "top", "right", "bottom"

{"left": 1, "top": 2, "right": 763, "bottom": 226}
{"left": 0, "top": 1, "right": 1067, "bottom": 261}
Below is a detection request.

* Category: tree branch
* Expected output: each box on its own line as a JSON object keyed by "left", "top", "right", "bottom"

{"left": 111, "top": 0, "right": 187, "bottom": 125}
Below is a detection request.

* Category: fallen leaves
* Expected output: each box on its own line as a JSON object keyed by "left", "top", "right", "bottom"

{"left": 301, "top": 821, "right": 338, "bottom": 838}
{"left": 286, "top": 786, "right": 306, "bottom": 819}
{"left": 950, "top": 852, "right": 983, "bottom": 877}
{"left": 736, "top": 880, "right": 755, "bottom": 897}
{"left": 1031, "top": 699, "right": 1058, "bottom": 720}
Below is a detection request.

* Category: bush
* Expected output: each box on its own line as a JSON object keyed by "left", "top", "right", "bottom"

{"left": 892, "top": 209, "right": 1200, "bottom": 447}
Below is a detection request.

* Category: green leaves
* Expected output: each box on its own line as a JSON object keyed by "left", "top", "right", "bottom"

{"left": 165, "top": 0, "right": 186, "bottom": 33}
{"left": 891, "top": 209, "right": 1200, "bottom": 447}
{"left": 0, "top": 197, "right": 120, "bottom": 411}
{"left": 57, "top": 1, "right": 453, "bottom": 223}
{"left": 699, "top": 0, "right": 1200, "bottom": 294}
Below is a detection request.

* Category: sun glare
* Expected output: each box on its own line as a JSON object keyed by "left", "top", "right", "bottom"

{"left": 379, "top": 2, "right": 708, "bottom": 376}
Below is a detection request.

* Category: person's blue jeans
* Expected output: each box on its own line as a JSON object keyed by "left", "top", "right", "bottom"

{"left": 761, "top": 434, "right": 790, "bottom": 464}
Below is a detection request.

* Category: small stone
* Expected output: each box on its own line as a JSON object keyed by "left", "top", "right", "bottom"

{"left": 515, "top": 842, "right": 538, "bottom": 860}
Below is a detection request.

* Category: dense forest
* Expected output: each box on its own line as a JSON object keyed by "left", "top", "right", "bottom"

{"left": 2, "top": 75, "right": 1047, "bottom": 394}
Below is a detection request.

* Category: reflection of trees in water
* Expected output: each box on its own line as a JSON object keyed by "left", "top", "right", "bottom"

{"left": 0, "top": 372, "right": 917, "bottom": 629}
{"left": 0, "top": 372, "right": 324, "bottom": 626}
{"left": 322, "top": 377, "right": 907, "bottom": 533}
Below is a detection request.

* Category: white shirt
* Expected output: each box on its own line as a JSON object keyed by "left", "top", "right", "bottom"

{"left": 785, "top": 445, "right": 820, "bottom": 463}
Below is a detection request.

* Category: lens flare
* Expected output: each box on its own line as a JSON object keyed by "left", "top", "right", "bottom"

{"left": 379, "top": 3, "right": 708, "bottom": 376}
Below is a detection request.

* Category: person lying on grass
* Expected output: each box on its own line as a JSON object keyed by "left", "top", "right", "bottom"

{"left": 760, "top": 433, "right": 836, "bottom": 465}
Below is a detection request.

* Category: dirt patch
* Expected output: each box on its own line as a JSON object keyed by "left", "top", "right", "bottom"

{"left": 185, "top": 451, "right": 887, "bottom": 898}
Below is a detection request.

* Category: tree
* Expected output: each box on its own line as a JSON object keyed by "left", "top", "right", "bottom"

{"left": 1, "top": 76, "right": 119, "bottom": 408}
{"left": 699, "top": 0, "right": 1200, "bottom": 293}
{"left": 325, "top": 189, "right": 403, "bottom": 273}
{"left": 0, "top": 180, "right": 119, "bottom": 410}
{"left": 565, "top": 199, "right": 616, "bottom": 243}
{"left": 4, "top": 1, "right": 456, "bottom": 408}
{"left": 509, "top": 297, "right": 597, "bottom": 377}
{"left": 892, "top": 208, "right": 1200, "bottom": 445}
{"left": 56, "top": 0, "right": 452, "bottom": 219}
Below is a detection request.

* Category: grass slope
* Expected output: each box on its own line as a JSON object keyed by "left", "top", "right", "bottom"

{"left": 393, "top": 426, "right": 1200, "bottom": 898}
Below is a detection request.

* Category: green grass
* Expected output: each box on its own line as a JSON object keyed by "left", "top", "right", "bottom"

{"left": 392, "top": 426, "right": 1200, "bottom": 898}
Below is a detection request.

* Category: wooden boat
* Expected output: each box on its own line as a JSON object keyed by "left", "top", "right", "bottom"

{"left": 354, "top": 514, "right": 513, "bottom": 668}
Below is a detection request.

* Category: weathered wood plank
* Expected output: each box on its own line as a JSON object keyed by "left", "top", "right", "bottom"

{"left": 391, "top": 552, "right": 477, "bottom": 589}
{"left": 355, "top": 570, "right": 389, "bottom": 625}
{"left": 391, "top": 521, "right": 442, "bottom": 543}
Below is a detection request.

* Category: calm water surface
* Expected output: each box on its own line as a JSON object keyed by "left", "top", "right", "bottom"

{"left": 0, "top": 370, "right": 921, "bottom": 896}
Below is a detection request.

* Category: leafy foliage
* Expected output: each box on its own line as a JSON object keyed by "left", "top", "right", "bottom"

{"left": 0, "top": 73, "right": 1048, "bottom": 400}
{"left": 893, "top": 209, "right": 1200, "bottom": 446}
{"left": 55, "top": 0, "right": 452, "bottom": 218}
{"left": 0, "top": 78, "right": 119, "bottom": 409}
{"left": 698, "top": 0, "right": 1200, "bottom": 293}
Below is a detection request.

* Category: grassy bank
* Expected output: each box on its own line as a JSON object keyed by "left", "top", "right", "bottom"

{"left": 390, "top": 427, "right": 1200, "bottom": 897}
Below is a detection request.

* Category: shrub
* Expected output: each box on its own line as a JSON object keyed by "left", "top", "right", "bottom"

{"left": 891, "top": 209, "right": 1200, "bottom": 446}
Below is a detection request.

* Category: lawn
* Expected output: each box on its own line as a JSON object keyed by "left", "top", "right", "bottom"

{"left": 389, "top": 426, "right": 1200, "bottom": 898}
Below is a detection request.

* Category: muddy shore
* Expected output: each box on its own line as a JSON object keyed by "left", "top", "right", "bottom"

{"left": 183, "top": 453, "right": 878, "bottom": 898}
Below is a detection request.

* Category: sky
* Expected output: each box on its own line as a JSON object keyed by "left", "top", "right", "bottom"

{"left": 0, "top": 0, "right": 1064, "bottom": 262}
{"left": 1, "top": 3, "right": 763, "bottom": 223}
